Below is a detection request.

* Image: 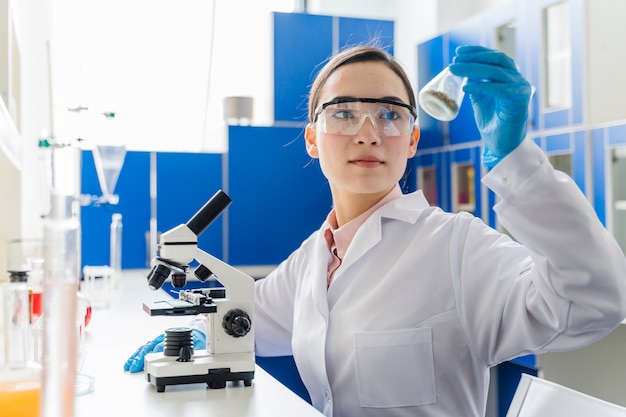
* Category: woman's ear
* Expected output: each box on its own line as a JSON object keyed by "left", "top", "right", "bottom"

{"left": 408, "top": 126, "right": 420, "bottom": 158}
{"left": 305, "top": 124, "right": 319, "bottom": 158}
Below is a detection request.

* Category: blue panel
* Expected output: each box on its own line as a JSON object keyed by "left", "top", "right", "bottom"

{"left": 497, "top": 361, "right": 539, "bottom": 417}
{"left": 487, "top": 188, "right": 497, "bottom": 229}
{"left": 452, "top": 147, "right": 472, "bottom": 164}
{"left": 511, "top": 354, "right": 537, "bottom": 368}
{"left": 543, "top": 109, "right": 569, "bottom": 129}
{"left": 438, "top": 151, "right": 451, "bottom": 212}
{"left": 573, "top": 131, "right": 586, "bottom": 195}
{"left": 273, "top": 12, "right": 333, "bottom": 123}
{"left": 228, "top": 125, "right": 332, "bottom": 267}
{"left": 448, "top": 23, "right": 482, "bottom": 143}
{"left": 417, "top": 37, "right": 445, "bottom": 144}
{"left": 472, "top": 146, "right": 482, "bottom": 220}
{"left": 256, "top": 356, "right": 310, "bottom": 403}
{"left": 591, "top": 128, "right": 606, "bottom": 225}
{"left": 81, "top": 151, "right": 151, "bottom": 270}
{"left": 156, "top": 152, "right": 224, "bottom": 260}
{"left": 545, "top": 133, "right": 571, "bottom": 153}
{"left": 338, "top": 17, "right": 394, "bottom": 54}
{"left": 416, "top": 153, "right": 435, "bottom": 167}
{"left": 418, "top": 129, "right": 444, "bottom": 150}
{"left": 402, "top": 156, "right": 418, "bottom": 194}
{"left": 608, "top": 123, "right": 626, "bottom": 146}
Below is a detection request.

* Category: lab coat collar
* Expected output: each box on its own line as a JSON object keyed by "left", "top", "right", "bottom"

{"left": 339, "top": 190, "right": 431, "bottom": 274}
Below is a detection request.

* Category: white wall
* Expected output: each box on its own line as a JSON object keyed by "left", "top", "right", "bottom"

{"left": 3, "top": 0, "right": 486, "bottom": 258}
{"left": 437, "top": 0, "right": 514, "bottom": 31}
{"left": 583, "top": 0, "right": 626, "bottom": 125}
{"left": 48, "top": 0, "right": 438, "bottom": 154}
{"left": 8, "top": 1, "right": 54, "bottom": 250}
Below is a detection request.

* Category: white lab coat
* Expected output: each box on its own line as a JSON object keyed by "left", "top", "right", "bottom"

{"left": 254, "top": 139, "right": 626, "bottom": 417}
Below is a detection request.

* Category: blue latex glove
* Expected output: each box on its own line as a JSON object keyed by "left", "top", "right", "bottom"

{"left": 123, "top": 329, "right": 206, "bottom": 373}
{"left": 449, "top": 45, "right": 532, "bottom": 167}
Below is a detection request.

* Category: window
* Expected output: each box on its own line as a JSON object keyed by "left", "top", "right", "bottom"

{"left": 611, "top": 147, "right": 626, "bottom": 255}
{"left": 496, "top": 21, "right": 516, "bottom": 59}
{"left": 418, "top": 166, "right": 438, "bottom": 206}
{"left": 548, "top": 153, "right": 572, "bottom": 176}
{"left": 452, "top": 163, "right": 474, "bottom": 214}
{"left": 543, "top": 1, "right": 572, "bottom": 109}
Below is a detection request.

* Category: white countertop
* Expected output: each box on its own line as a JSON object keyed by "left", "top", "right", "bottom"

{"left": 74, "top": 270, "right": 323, "bottom": 417}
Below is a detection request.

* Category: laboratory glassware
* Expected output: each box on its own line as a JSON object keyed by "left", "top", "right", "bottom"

{"left": 110, "top": 213, "right": 122, "bottom": 289}
{"left": 41, "top": 193, "right": 80, "bottom": 417}
{"left": 0, "top": 282, "right": 42, "bottom": 417}
{"left": 92, "top": 144, "right": 126, "bottom": 205}
{"left": 418, "top": 66, "right": 467, "bottom": 122}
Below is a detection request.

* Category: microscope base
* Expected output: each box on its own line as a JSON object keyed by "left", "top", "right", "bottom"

{"left": 147, "top": 370, "right": 255, "bottom": 392}
{"left": 145, "top": 350, "right": 255, "bottom": 393}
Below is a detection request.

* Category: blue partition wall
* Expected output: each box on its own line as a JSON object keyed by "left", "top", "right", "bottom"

{"left": 227, "top": 125, "right": 331, "bottom": 268}
{"left": 81, "top": 151, "right": 223, "bottom": 270}
{"left": 155, "top": 152, "right": 224, "bottom": 259}
{"left": 81, "top": 150, "right": 151, "bottom": 269}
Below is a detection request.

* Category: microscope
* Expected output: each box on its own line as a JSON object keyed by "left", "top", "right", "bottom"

{"left": 142, "top": 190, "right": 255, "bottom": 392}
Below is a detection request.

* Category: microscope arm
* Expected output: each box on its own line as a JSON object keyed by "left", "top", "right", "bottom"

{"left": 193, "top": 247, "right": 254, "bottom": 304}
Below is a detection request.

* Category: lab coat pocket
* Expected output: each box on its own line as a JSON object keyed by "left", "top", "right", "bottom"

{"left": 354, "top": 327, "right": 435, "bottom": 408}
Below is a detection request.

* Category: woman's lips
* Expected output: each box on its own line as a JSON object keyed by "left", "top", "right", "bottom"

{"left": 350, "top": 156, "right": 383, "bottom": 168}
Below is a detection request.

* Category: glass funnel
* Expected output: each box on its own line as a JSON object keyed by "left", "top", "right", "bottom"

{"left": 92, "top": 145, "right": 126, "bottom": 205}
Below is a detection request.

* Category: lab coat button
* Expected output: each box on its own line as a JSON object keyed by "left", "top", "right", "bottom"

{"left": 325, "top": 390, "right": 331, "bottom": 403}
{"left": 501, "top": 176, "right": 511, "bottom": 186}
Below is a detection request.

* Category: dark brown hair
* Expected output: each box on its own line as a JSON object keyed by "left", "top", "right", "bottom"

{"left": 307, "top": 45, "right": 416, "bottom": 123}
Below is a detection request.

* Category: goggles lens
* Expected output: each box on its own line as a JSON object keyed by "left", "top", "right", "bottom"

{"left": 313, "top": 98, "right": 416, "bottom": 137}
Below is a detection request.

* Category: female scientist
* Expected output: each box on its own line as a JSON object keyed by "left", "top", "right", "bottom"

{"left": 126, "top": 45, "right": 626, "bottom": 417}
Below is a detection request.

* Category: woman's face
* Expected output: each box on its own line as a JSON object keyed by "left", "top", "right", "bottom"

{"left": 305, "top": 61, "right": 420, "bottom": 199}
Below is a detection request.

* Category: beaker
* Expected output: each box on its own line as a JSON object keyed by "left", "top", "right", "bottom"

{"left": 418, "top": 66, "right": 467, "bottom": 122}
{"left": 0, "top": 282, "right": 42, "bottom": 417}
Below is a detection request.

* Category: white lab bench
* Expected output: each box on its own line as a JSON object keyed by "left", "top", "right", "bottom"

{"left": 74, "top": 269, "right": 323, "bottom": 417}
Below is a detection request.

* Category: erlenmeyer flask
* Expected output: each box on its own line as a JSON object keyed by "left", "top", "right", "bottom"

{"left": 418, "top": 66, "right": 467, "bottom": 122}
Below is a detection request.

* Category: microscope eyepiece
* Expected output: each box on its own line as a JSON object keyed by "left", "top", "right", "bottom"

{"left": 186, "top": 190, "right": 232, "bottom": 237}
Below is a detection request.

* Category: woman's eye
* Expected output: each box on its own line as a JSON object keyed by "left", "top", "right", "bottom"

{"left": 332, "top": 110, "right": 355, "bottom": 120}
{"left": 379, "top": 110, "right": 400, "bottom": 121}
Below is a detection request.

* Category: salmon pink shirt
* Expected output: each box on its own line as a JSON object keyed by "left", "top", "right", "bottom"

{"left": 323, "top": 185, "right": 403, "bottom": 288}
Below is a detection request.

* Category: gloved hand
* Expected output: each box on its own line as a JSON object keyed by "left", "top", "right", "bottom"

{"left": 449, "top": 45, "right": 532, "bottom": 167}
{"left": 123, "top": 329, "right": 206, "bottom": 373}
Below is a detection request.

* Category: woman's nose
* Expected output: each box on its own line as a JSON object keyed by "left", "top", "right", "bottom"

{"left": 354, "top": 114, "right": 381, "bottom": 144}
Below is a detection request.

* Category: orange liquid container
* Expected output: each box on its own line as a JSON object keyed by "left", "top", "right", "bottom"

{"left": 0, "top": 379, "right": 41, "bottom": 417}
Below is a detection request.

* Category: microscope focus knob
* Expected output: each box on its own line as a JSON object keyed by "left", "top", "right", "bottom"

{"left": 223, "top": 309, "right": 251, "bottom": 338}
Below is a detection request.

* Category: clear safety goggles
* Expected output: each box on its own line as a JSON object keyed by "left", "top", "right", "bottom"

{"left": 312, "top": 98, "right": 417, "bottom": 137}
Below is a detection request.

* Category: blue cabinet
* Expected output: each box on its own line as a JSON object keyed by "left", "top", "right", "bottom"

{"left": 227, "top": 125, "right": 331, "bottom": 267}
{"left": 273, "top": 12, "right": 394, "bottom": 124}
{"left": 81, "top": 150, "right": 223, "bottom": 270}
{"left": 81, "top": 150, "right": 151, "bottom": 269}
